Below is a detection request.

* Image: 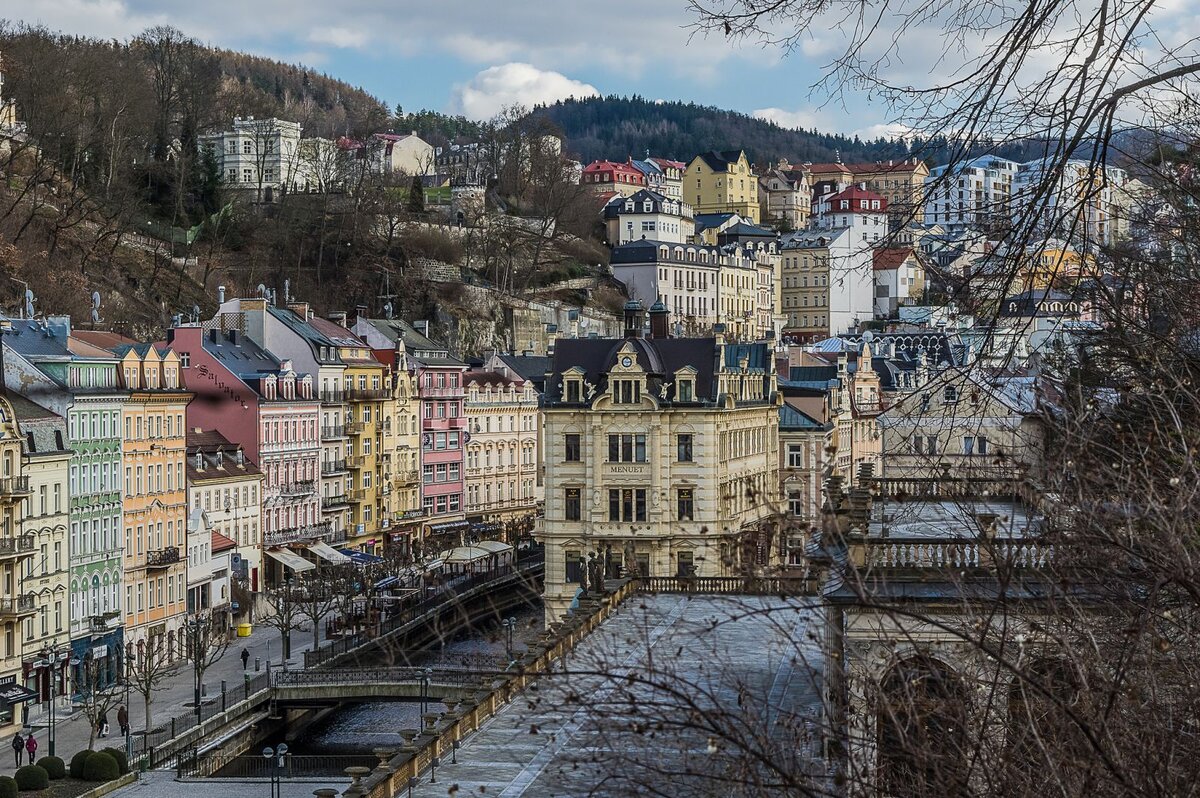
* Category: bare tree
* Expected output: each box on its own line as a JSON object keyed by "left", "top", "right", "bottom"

{"left": 183, "top": 612, "right": 232, "bottom": 719}
{"left": 259, "top": 577, "right": 305, "bottom": 666}
{"left": 75, "top": 654, "right": 123, "bottom": 750}
{"left": 125, "top": 636, "right": 180, "bottom": 731}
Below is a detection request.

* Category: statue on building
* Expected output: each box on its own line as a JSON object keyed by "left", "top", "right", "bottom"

{"left": 588, "top": 551, "right": 605, "bottom": 596}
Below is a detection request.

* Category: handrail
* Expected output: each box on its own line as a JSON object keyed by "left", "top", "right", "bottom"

{"left": 636, "top": 576, "right": 810, "bottom": 595}
{"left": 867, "top": 536, "right": 1052, "bottom": 569}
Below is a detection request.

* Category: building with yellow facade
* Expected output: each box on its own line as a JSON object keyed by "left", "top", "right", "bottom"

{"left": 0, "top": 390, "right": 34, "bottom": 737}
{"left": 110, "top": 344, "right": 191, "bottom": 660}
{"left": 538, "top": 307, "right": 781, "bottom": 621}
{"left": 381, "top": 339, "right": 422, "bottom": 556}
{"left": 686, "top": 150, "right": 761, "bottom": 223}
{"left": 463, "top": 370, "right": 539, "bottom": 526}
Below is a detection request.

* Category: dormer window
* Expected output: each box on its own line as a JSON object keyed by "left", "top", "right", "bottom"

{"left": 677, "top": 379, "right": 694, "bottom": 402}
{"left": 614, "top": 379, "right": 640, "bottom": 404}
{"left": 565, "top": 379, "right": 581, "bottom": 403}
{"left": 194, "top": 453, "right": 204, "bottom": 471}
{"left": 943, "top": 386, "right": 959, "bottom": 403}
{"left": 643, "top": 201, "right": 652, "bottom": 212}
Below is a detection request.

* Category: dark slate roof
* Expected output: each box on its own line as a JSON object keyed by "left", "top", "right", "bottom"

{"left": 695, "top": 150, "right": 745, "bottom": 173}
{"left": 267, "top": 306, "right": 343, "bottom": 365}
{"left": 779, "top": 402, "right": 826, "bottom": 431}
{"left": 0, "top": 319, "right": 74, "bottom": 358}
{"left": 601, "top": 189, "right": 675, "bottom": 219}
{"left": 186, "top": 428, "right": 263, "bottom": 481}
{"left": 201, "top": 328, "right": 283, "bottom": 382}
{"left": 546, "top": 336, "right": 772, "bottom": 408}
{"left": 494, "top": 354, "right": 552, "bottom": 385}
{"left": 718, "top": 221, "right": 775, "bottom": 240}
{"left": 9, "top": 394, "right": 69, "bottom": 457}
{"left": 359, "top": 318, "right": 465, "bottom": 367}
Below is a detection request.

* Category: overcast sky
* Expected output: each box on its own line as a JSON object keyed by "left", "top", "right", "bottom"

{"left": 0, "top": 0, "right": 908, "bottom": 137}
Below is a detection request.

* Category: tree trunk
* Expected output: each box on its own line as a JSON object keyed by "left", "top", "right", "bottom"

{"left": 144, "top": 694, "right": 153, "bottom": 731}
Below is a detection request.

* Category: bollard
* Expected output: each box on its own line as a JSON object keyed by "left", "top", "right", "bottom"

{"left": 170, "top": 718, "right": 175, "bottom": 737}
{"left": 255, "top": 657, "right": 261, "bottom": 672}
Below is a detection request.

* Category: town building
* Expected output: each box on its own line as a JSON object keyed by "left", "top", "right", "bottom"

{"left": 693, "top": 212, "right": 750, "bottom": 245}
{"left": 184, "top": 508, "right": 235, "bottom": 631}
{"left": 338, "top": 131, "right": 435, "bottom": 177}
{"left": 809, "top": 159, "right": 930, "bottom": 229}
{"left": 0, "top": 390, "right": 33, "bottom": 737}
{"left": 924, "top": 156, "right": 1020, "bottom": 232}
{"left": 871, "top": 247, "right": 927, "bottom": 318}
{"left": 463, "top": 370, "right": 539, "bottom": 526}
{"left": 1011, "top": 158, "right": 1129, "bottom": 246}
{"left": 198, "top": 117, "right": 326, "bottom": 201}
{"left": 3, "top": 319, "right": 126, "bottom": 691}
{"left": 351, "top": 318, "right": 468, "bottom": 555}
{"left": 106, "top": 343, "right": 191, "bottom": 659}
{"left": 602, "top": 189, "right": 694, "bottom": 245}
{"left": 11, "top": 396, "right": 70, "bottom": 724}
{"left": 580, "top": 160, "right": 646, "bottom": 197}
{"left": 878, "top": 367, "right": 1047, "bottom": 478}
{"left": 538, "top": 305, "right": 781, "bottom": 621}
{"left": 779, "top": 228, "right": 875, "bottom": 341}
{"left": 166, "top": 324, "right": 324, "bottom": 586}
{"left": 777, "top": 399, "right": 832, "bottom": 567}
{"left": 758, "top": 161, "right": 812, "bottom": 230}
{"left": 686, "top": 150, "right": 761, "bottom": 222}
{"left": 185, "top": 430, "right": 264, "bottom": 596}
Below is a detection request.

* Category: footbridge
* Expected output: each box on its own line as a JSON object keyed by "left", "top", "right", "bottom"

{"left": 270, "top": 667, "right": 506, "bottom": 706}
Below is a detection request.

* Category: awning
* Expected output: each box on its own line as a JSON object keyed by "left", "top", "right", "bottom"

{"left": 442, "top": 542, "right": 512, "bottom": 564}
{"left": 474, "top": 540, "right": 514, "bottom": 555}
{"left": 307, "top": 541, "right": 351, "bottom": 565}
{"left": 340, "top": 549, "right": 384, "bottom": 566}
{"left": 264, "top": 548, "right": 316, "bottom": 573}
{"left": 423, "top": 558, "right": 445, "bottom": 573}
{"left": 374, "top": 575, "right": 401, "bottom": 590}
{"left": 0, "top": 682, "right": 38, "bottom": 705}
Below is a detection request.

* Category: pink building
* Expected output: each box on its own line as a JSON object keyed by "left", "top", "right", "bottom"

{"left": 351, "top": 317, "right": 469, "bottom": 555}
{"left": 166, "top": 326, "right": 324, "bottom": 585}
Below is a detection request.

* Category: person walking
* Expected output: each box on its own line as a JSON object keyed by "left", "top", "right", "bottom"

{"left": 10, "top": 733, "right": 22, "bottom": 767}
{"left": 240, "top": 647, "right": 250, "bottom": 670}
{"left": 98, "top": 710, "right": 109, "bottom": 738}
{"left": 117, "top": 705, "right": 129, "bottom": 737}
{"left": 23, "top": 734, "right": 36, "bottom": 765}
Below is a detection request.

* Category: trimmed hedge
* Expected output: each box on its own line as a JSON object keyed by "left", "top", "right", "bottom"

{"left": 69, "top": 749, "right": 93, "bottom": 779}
{"left": 36, "top": 755, "right": 66, "bottom": 779}
{"left": 14, "top": 765, "right": 49, "bottom": 791}
{"left": 82, "top": 751, "right": 119, "bottom": 782}
{"left": 0, "top": 775, "right": 16, "bottom": 798}
{"left": 100, "top": 746, "right": 130, "bottom": 775}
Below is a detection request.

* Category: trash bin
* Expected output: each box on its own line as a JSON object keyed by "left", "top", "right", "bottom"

{"left": 237, "top": 623, "right": 252, "bottom": 637}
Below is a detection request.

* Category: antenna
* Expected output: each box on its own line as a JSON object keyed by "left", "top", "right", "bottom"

{"left": 377, "top": 268, "right": 397, "bottom": 317}
{"left": 218, "top": 285, "right": 226, "bottom": 304}
{"left": 172, "top": 313, "right": 183, "bottom": 328}
{"left": 284, "top": 278, "right": 291, "bottom": 305}
{"left": 90, "top": 291, "right": 102, "bottom": 325}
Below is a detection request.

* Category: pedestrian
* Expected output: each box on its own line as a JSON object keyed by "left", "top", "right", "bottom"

{"left": 98, "top": 710, "right": 109, "bottom": 738}
{"left": 10, "top": 733, "right": 22, "bottom": 767}
{"left": 240, "top": 646, "right": 250, "bottom": 670}
{"left": 23, "top": 734, "right": 36, "bottom": 765}
{"left": 117, "top": 704, "right": 129, "bottom": 737}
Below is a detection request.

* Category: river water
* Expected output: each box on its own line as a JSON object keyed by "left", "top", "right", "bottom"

{"left": 290, "top": 604, "right": 545, "bottom": 754}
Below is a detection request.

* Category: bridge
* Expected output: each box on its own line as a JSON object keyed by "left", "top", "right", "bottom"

{"left": 270, "top": 667, "right": 507, "bottom": 706}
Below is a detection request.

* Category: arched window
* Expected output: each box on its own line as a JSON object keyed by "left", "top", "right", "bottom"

{"left": 1006, "top": 660, "right": 1084, "bottom": 789}
{"left": 877, "top": 656, "right": 969, "bottom": 796}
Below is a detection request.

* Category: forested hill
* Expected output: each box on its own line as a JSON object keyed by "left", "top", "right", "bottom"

{"left": 529, "top": 96, "right": 1050, "bottom": 167}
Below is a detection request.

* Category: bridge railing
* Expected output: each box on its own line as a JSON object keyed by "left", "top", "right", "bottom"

{"left": 303, "top": 553, "right": 544, "bottom": 669}
{"left": 636, "top": 575, "right": 810, "bottom": 595}
{"left": 179, "top": 751, "right": 378, "bottom": 779}
{"left": 273, "top": 666, "right": 503, "bottom": 690}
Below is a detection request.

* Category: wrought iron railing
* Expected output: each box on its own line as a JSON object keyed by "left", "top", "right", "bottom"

{"left": 146, "top": 546, "right": 180, "bottom": 568}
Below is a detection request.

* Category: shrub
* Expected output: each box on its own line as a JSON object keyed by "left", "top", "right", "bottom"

{"left": 100, "top": 746, "right": 130, "bottom": 775}
{"left": 70, "top": 749, "right": 94, "bottom": 779}
{"left": 14, "top": 765, "right": 48, "bottom": 791}
{"left": 82, "top": 751, "right": 119, "bottom": 782}
{"left": 36, "top": 755, "right": 66, "bottom": 779}
{"left": 0, "top": 775, "right": 16, "bottom": 798}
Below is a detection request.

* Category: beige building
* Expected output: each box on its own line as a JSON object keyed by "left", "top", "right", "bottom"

{"left": 463, "top": 370, "right": 540, "bottom": 523}
{"left": 382, "top": 340, "right": 423, "bottom": 553}
{"left": 0, "top": 391, "right": 32, "bottom": 737}
{"left": 186, "top": 430, "right": 264, "bottom": 595}
{"left": 686, "top": 150, "right": 761, "bottom": 222}
{"left": 758, "top": 161, "right": 812, "bottom": 230}
{"left": 538, "top": 310, "right": 780, "bottom": 621}
{"left": 778, "top": 400, "right": 832, "bottom": 568}
{"left": 879, "top": 367, "right": 1045, "bottom": 478}
{"left": 12, "top": 396, "right": 71, "bottom": 725}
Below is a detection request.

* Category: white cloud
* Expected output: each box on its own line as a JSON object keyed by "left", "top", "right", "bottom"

{"left": 852, "top": 122, "right": 913, "bottom": 141}
{"left": 752, "top": 107, "right": 825, "bottom": 131}
{"left": 308, "top": 26, "right": 368, "bottom": 49}
{"left": 452, "top": 63, "right": 600, "bottom": 120}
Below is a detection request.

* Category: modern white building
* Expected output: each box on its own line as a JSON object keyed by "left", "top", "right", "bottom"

{"left": 924, "top": 156, "right": 1020, "bottom": 232}
{"left": 1011, "top": 158, "right": 1129, "bottom": 246}
{"left": 603, "top": 189, "right": 694, "bottom": 245}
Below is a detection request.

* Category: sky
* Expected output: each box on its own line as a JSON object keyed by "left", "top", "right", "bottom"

{"left": 0, "top": 0, "right": 906, "bottom": 138}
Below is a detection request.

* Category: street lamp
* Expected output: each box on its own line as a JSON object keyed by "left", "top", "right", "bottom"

{"left": 262, "top": 743, "right": 288, "bottom": 798}
{"left": 419, "top": 668, "right": 432, "bottom": 717}
{"left": 501, "top": 617, "right": 517, "bottom": 663}
{"left": 185, "top": 615, "right": 207, "bottom": 721}
{"left": 32, "top": 648, "right": 67, "bottom": 757}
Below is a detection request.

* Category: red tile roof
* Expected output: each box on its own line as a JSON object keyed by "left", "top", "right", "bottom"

{"left": 872, "top": 248, "right": 915, "bottom": 271}
{"left": 211, "top": 531, "right": 238, "bottom": 552}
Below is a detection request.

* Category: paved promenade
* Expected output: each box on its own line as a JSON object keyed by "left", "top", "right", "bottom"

{"left": 5, "top": 620, "right": 322, "bottom": 773}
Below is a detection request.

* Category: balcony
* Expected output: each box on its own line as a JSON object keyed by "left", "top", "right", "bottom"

{"left": 348, "top": 488, "right": 369, "bottom": 503}
{"left": 263, "top": 522, "right": 331, "bottom": 547}
{"left": 347, "top": 388, "right": 390, "bottom": 401}
{"left": 422, "top": 416, "right": 467, "bottom": 430}
{"left": 321, "top": 426, "right": 347, "bottom": 440}
{"left": 89, "top": 613, "right": 120, "bottom": 634}
{"left": 420, "top": 386, "right": 465, "bottom": 398}
{"left": 279, "top": 481, "right": 317, "bottom": 498}
{"left": 146, "top": 546, "right": 180, "bottom": 569}
{"left": 0, "top": 476, "right": 31, "bottom": 501}
{"left": 320, "top": 391, "right": 345, "bottom": 405}
{"left": 393, "top": 470, "right": 419, "bottom": 487}
{"left": 346, "top": 455, "right": 366, "bottom": 469}
{"left": 346, "top": 420, "right": 366, "bottom": 435}
{"left": 321, "top": 494, "right": 350, "bottom": 511}
{"left": 0, "top": 593, "right": 35, "bottom": 618}
{"left": 0, "top": 534, "right": 35, "bottom": 561}
{"left": 321, "top": 460, "right": 348, "bottom": 476}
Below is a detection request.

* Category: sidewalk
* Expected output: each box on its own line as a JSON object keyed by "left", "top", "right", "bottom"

{"left": 6, "top": 619, "right": 327, "bottom": 774}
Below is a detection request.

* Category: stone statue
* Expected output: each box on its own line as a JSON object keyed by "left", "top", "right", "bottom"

{"left": 578, "top": 554, "right": 589, "bottom": 593}
{"left": 623, "top": 540, "right": 638, "bottom": 578}
{"left": 584, "top": 381, "right": 597, "bottom": 399}
{"left": 603, "top": 544, "right": 613, "bottom": 580}
{"left": 659, "top": 382, "right": 670, "bottom": 400}
{"left": 588, "top": 551, "right": 605, "bottom": 596}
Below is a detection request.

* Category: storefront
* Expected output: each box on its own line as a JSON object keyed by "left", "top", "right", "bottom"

{"left": 69, "top": 628, "right": 123, "bottom": 696}
{"left": 424, "top": 520, "right": 470, "bottom": 555}
{"left": 0, "top": 676, "right": 37, "bottom": 732}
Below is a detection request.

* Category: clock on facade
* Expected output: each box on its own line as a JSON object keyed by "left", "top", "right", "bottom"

{"left": 621, "top": 356, "right": 633, "bottom": 367}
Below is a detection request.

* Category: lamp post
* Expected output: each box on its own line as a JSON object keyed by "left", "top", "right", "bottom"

{"left": 501, "top": 617, "right": 516, "bottom": 663}
{"left": 262, "top": 743, "right": 288, "bottom": 798}
{"left": 33, "top": 648, "right": 67, "bottom": 757}
{"left": 185, "top": 615, "right": 205, "bottom": 721}
{"left": 419, "top": 668, "right": 432, "bottom": 717}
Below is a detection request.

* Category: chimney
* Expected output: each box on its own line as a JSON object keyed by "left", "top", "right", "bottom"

{"left": 648, "top": 299, "right": 669, "bottom": 339}
{"left": 287, "top": 302, "right": 311, "bottom": 320}
{"left": 414, "top": 320, "right": 430, "bottom": 337}
{"left": 623, "top": 300, "right": 646, "bottom": 339}
{"left": 328, "top": 311, "right": 348, "bottom": 328}
{"left": 218, "top": 285, "right": 226, "bottom": 304}
{"left": 354, "top": 305, "right": 368, "bottom": 323}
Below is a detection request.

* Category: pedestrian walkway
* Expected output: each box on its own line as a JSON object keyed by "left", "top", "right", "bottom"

{"left": 113, "top": 770, "right": 350, "bottom": 798}
{"left": 5, "top": 620, "right": 326, "bottom": 776}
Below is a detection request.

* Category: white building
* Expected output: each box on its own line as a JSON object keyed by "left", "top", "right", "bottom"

{"left": 186, "top": 430, "right": 264, "bottom": 595}
{"left": 199, "top": 117, "right": 330, "bottom": 199}
{"left": 924, "top": 156, "right": 1020, "bottom": 232}
{"left": 603, "top": 189, "right": 694, "bottom": 245}
{"left": 1011, "top": 158, "right": 1130, "bottom": 246}
{"left": 871, "top": 248, "right": 927, "bottom": 318}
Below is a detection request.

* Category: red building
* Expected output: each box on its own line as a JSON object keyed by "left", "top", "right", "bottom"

{"left": 580, "top": 160, "right": 647, "bottom": 195}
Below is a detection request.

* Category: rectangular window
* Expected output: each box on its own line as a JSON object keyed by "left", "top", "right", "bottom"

{"left": 565, "top": 488, "right": 581, "bottom": 521}
{"left": 608, "top": 488, "right": 647, "bottom": 522}
{"left": 677, "top": 488, "right": 695, "bottom": 521}
{"left": 787, "top": 444, "right": 804, "bottom": 468}
{"left": 565, "top": 434, "right": 581, "bottom": 462}
{"left": 565, "top": 381, "right": 581, "bottom": 403}
{"left": 677, "top": 434, "right": 693, "bottom": 463}
{"left": 614, "top": 380, "right": 641, "bottom": 404}
{"left": 607, "top": 434, "right": 647, "bottom": 463}
{"left": 435, "top": 464, "right": 448, "bottom": 482}
{"left": 678, "top": 380, "right": 693, "bottom": 402}
{"left": 565, "top": 550, "right": 582, "bottom": 584}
